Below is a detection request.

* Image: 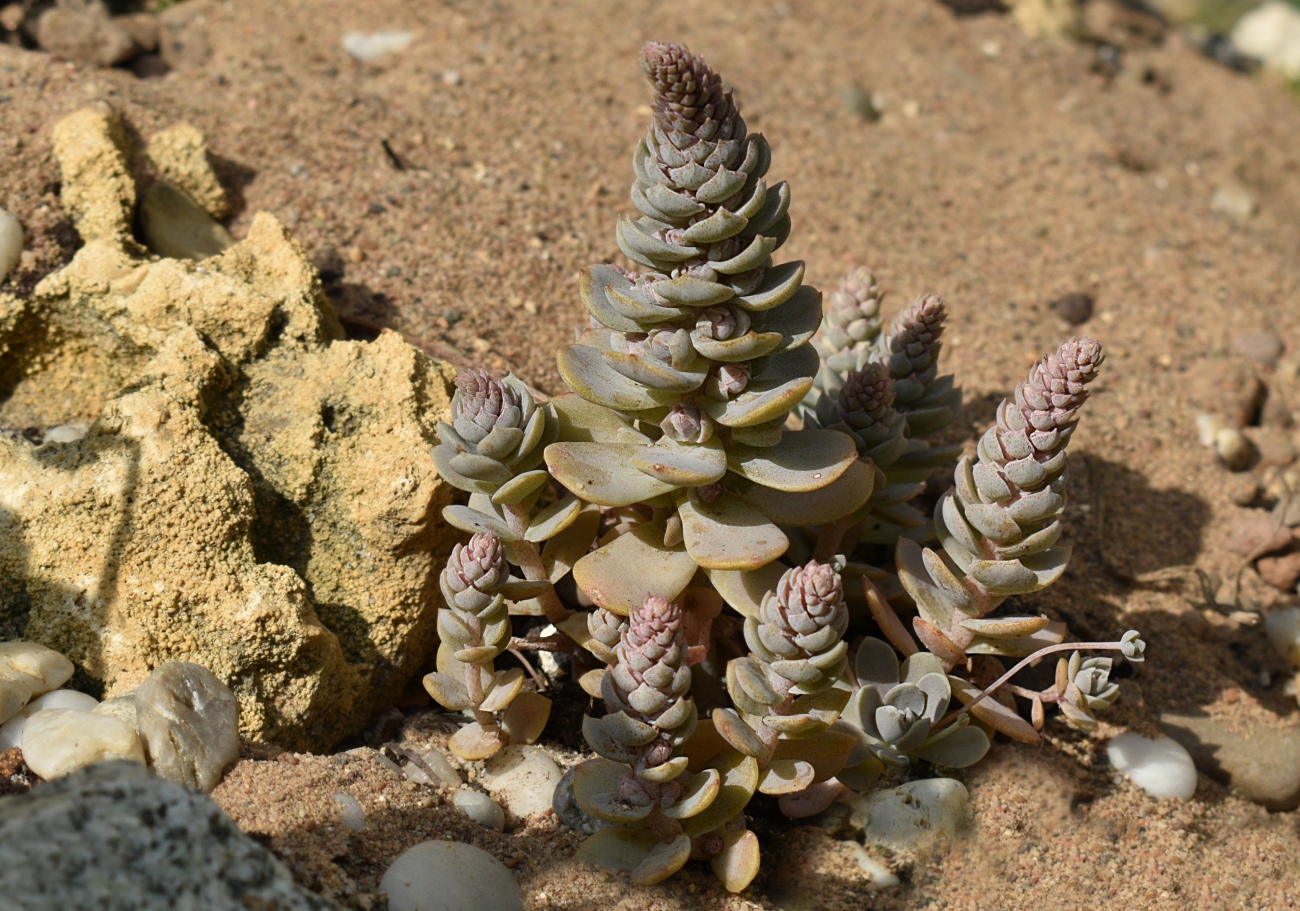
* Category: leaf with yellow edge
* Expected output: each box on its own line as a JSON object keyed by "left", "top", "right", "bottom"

{"left": 772, "top": 727, "right": 857, "bottom": 781}
{"left": 711, "top": 828, "right": 761, "bottom": 893}
{"left": 501, "top": 690, "right": 551, "bottom": 745}
{"left": 573, "top": 520, "right": 698, "bottom": 614}
{"left": 683, "top": 751, "right": 760, "bottom": 838}
{"left": 679, "top": 492, "right": 788, "bottom": 571}
{"left": 577, "top": 829, "right": 692, "bottom": 886}
{"left": 705, "top": 563, "right": 786, "bottom": 619}
{"left": 758, "top": 758, "right": 815, "bottom": 795}
{"left": 449, "top": 722, "right": 505, "bottom": 760}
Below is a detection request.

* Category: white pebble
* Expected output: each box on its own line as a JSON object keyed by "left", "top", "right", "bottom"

{"left": 1107, "top": 733, "right": 1198, "bottom": 800}
{"left": 848, "top": 778, "right": 968, "bottom": 851}
{"left": 1265, "top": 606, "right": 1300, "bottom": 666}
{"left": 452, "top": 787, "right": 505, "bottom": 831}
{"left": 0, "top": 669, "right": 36, "bottom": 727}
{"left": 381, "top": 840, "right": 523, "bottom": 911}
{"left": 1232, "top": 1, "right": 1300, "bottom": 80}
{"left": 21, "top": 708, "right": 145, "bottom": 779}
{"left": 481, "top": 745, "right": 562, "bottom": 820}
{"left": 851, "top": 844, "right": 900, "bottom": 889}
{"left": 404, "top": 748, "right": 461, "bottom": 786}
{"left": 332, "top": 793, "right": 366, "bottom": 831}
{"left": 341, "top": 31, "right": 414, "bottom": 62}
{"left": 0, "top": 689, "right": 99, "bottom": 750}
{"left": 0, "top": 640, "right": 75, "bottom": 696}
{"left": 0, "top": 208, "right": 21, "bottom": 284}
{"left": 41, "top": 423, "right": 89, "bottom": 445}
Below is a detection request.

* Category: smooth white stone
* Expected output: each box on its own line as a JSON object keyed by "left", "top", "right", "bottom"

{"left": 1232, "top": 1, "right": 1300, "bottom": 79}
{"left": 481, "top": 744, "right": 563, "bottom": 820}
{"left": 0, "top": 640, "right": 75, "bottom": 697}
{"left": 332, "top": 793, "right": 366, "bottom": 831}
{"left": 340, "top": 31, "right": 414, "bottom": 62}
{"left": 452, "top": 787, "right": 506, "bottom": 831}
{"left": 42, "top": 423, "right": 89, "bottom": 444}
{"left": 381, "top": 840, "right": 523, "bottom": 911}
{"left": 21, "top": 709, "right": 145, "bottom": 778}
{"left": 849, "top": 778, "right": 969, "bottom": 851}
{"left": 1266, "top": 606, "right": 1300, "bottom": 665}
{"left": 0, "top": 208, "right": 21, "bottom": 283}
{"left": 1107, "top": 732, "right": 1198, "bottom": 800}
{"left": 851, "top": 844, "right": 900, "bottom": 889}
{"left": 404, "top": 748, "right": 462, "bottom": 786}
{"left": 0, "top": 670, "right": 36, "bottom": 727}
{"left": 0, "top": 689, "right": 99, "bottom": 750}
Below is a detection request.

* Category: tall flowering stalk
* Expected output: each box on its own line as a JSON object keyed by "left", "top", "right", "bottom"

{"left": 897, "top": 338, "right": 1105, "bottom": 666}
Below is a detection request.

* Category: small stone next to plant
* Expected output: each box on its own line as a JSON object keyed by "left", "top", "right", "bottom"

{"left": 422, "top": 40, "right": 1147, "bottom": 893}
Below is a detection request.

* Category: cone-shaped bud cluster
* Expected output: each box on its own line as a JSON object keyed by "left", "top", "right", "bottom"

{"left": 874, "top": 294, "right": 961, "bottom": 437}
{"left": 746, "top": 561, "right": 849, "bottom": 694}
{"left": 606, "top": 596, "right": 692, "bottom": 730}
{"left": 843, "top": 638, "right": 988, "bottom": 771}
{"left": 437, "top": 532, "right": 512, "bottom": 663}
{"left": 813, "top": 362, "right": 909, "bottom": 466}
{"left": 814, "top": 266, "right": 883, "bottom": 376}
{"left": 551, "top": 41, "right": 832, "bottom": 529}
{"left": 432, "top": 370, "right": 552, "bottom": 497}
{"left": 897, "top": 338, "right": 1104, "bottom": 662}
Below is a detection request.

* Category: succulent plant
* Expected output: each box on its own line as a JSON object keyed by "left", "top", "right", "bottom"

{"left": 544, "top": 41, "right": 872, "bottom": 616}
{"left": 418, "top": 39, "right": 1147, "bottom": 895}
{"left": 875, "top": 294, "right": 961, "bottom": 439}
{"left": 422, "top": 532, "right": 553, "bottom": 759}
{"left": 896, "top": 338, "right": 1104, "bottom": 666}
{"left": 1051, "top": 651, "right": 1121, "bottom": 732}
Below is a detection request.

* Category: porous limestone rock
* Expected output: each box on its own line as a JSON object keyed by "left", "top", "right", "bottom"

{"left": 0, "top": 761, "right": 339, "bottom": 911}
{"left": 0, "top": 106, "right": 458, "bottom": 751}
{"left": 135, "top": 661, "right": 240, "bottom": 793}
{"left": 146, "top": 124, "right": 231, "bottom": 219}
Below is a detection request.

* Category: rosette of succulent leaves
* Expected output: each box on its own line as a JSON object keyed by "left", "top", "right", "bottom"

{"left": 423, "top": 40, "right": 1147, "bottom": 892}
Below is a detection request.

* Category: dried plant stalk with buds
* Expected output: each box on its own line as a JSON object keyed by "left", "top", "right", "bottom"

{"left": 421, "top": 39, "right": 1147, "bottom": 894}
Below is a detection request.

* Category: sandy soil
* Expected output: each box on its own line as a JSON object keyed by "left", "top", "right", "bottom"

{"left": 3, "top": 1, "right": 1300, "bottom": 909}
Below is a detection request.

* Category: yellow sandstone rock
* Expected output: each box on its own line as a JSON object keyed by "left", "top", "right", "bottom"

{"left": 0, "top": 107, "right": 458, "bottom": 751}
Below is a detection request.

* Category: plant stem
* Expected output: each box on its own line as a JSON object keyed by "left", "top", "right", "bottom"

{"left": 813, "top": 516, "right": 853, "bottom": 563}
{"left": 503, "top": 503, "right": 570, "bottom": 622}
{"left": 933, "top": 640, "right": 1130, "bottom": 732}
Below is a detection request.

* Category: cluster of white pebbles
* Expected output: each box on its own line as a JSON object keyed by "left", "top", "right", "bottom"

{"left": 0, "top": 640, "right": 240, "bottom": 793}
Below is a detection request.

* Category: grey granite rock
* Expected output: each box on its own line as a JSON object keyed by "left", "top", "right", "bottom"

{"left": 0, "top": 761, "right": 339, "bottom": 911}
{"left": 136, "top": 661, "right": 240, "bottom": 793}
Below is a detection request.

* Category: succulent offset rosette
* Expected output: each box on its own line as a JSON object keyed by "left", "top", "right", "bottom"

{"left": 897, "top": 338, "right": 1105, "bottom": 666}
{"left": 573, "top": 596, "right": 728, "bottom": 886}
{"left": 545, "top": 42, "right": 871, "bottom": 619}
{"left": 838, "top": 637, "right": 989, "bottom": 789}
{"left": 422, "top": 532, "right": 552, "bottom": 759}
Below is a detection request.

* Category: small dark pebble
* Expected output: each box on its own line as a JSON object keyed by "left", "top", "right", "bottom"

{"left": 1050, "top": 292, "right": 1094, "bottom": 325}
